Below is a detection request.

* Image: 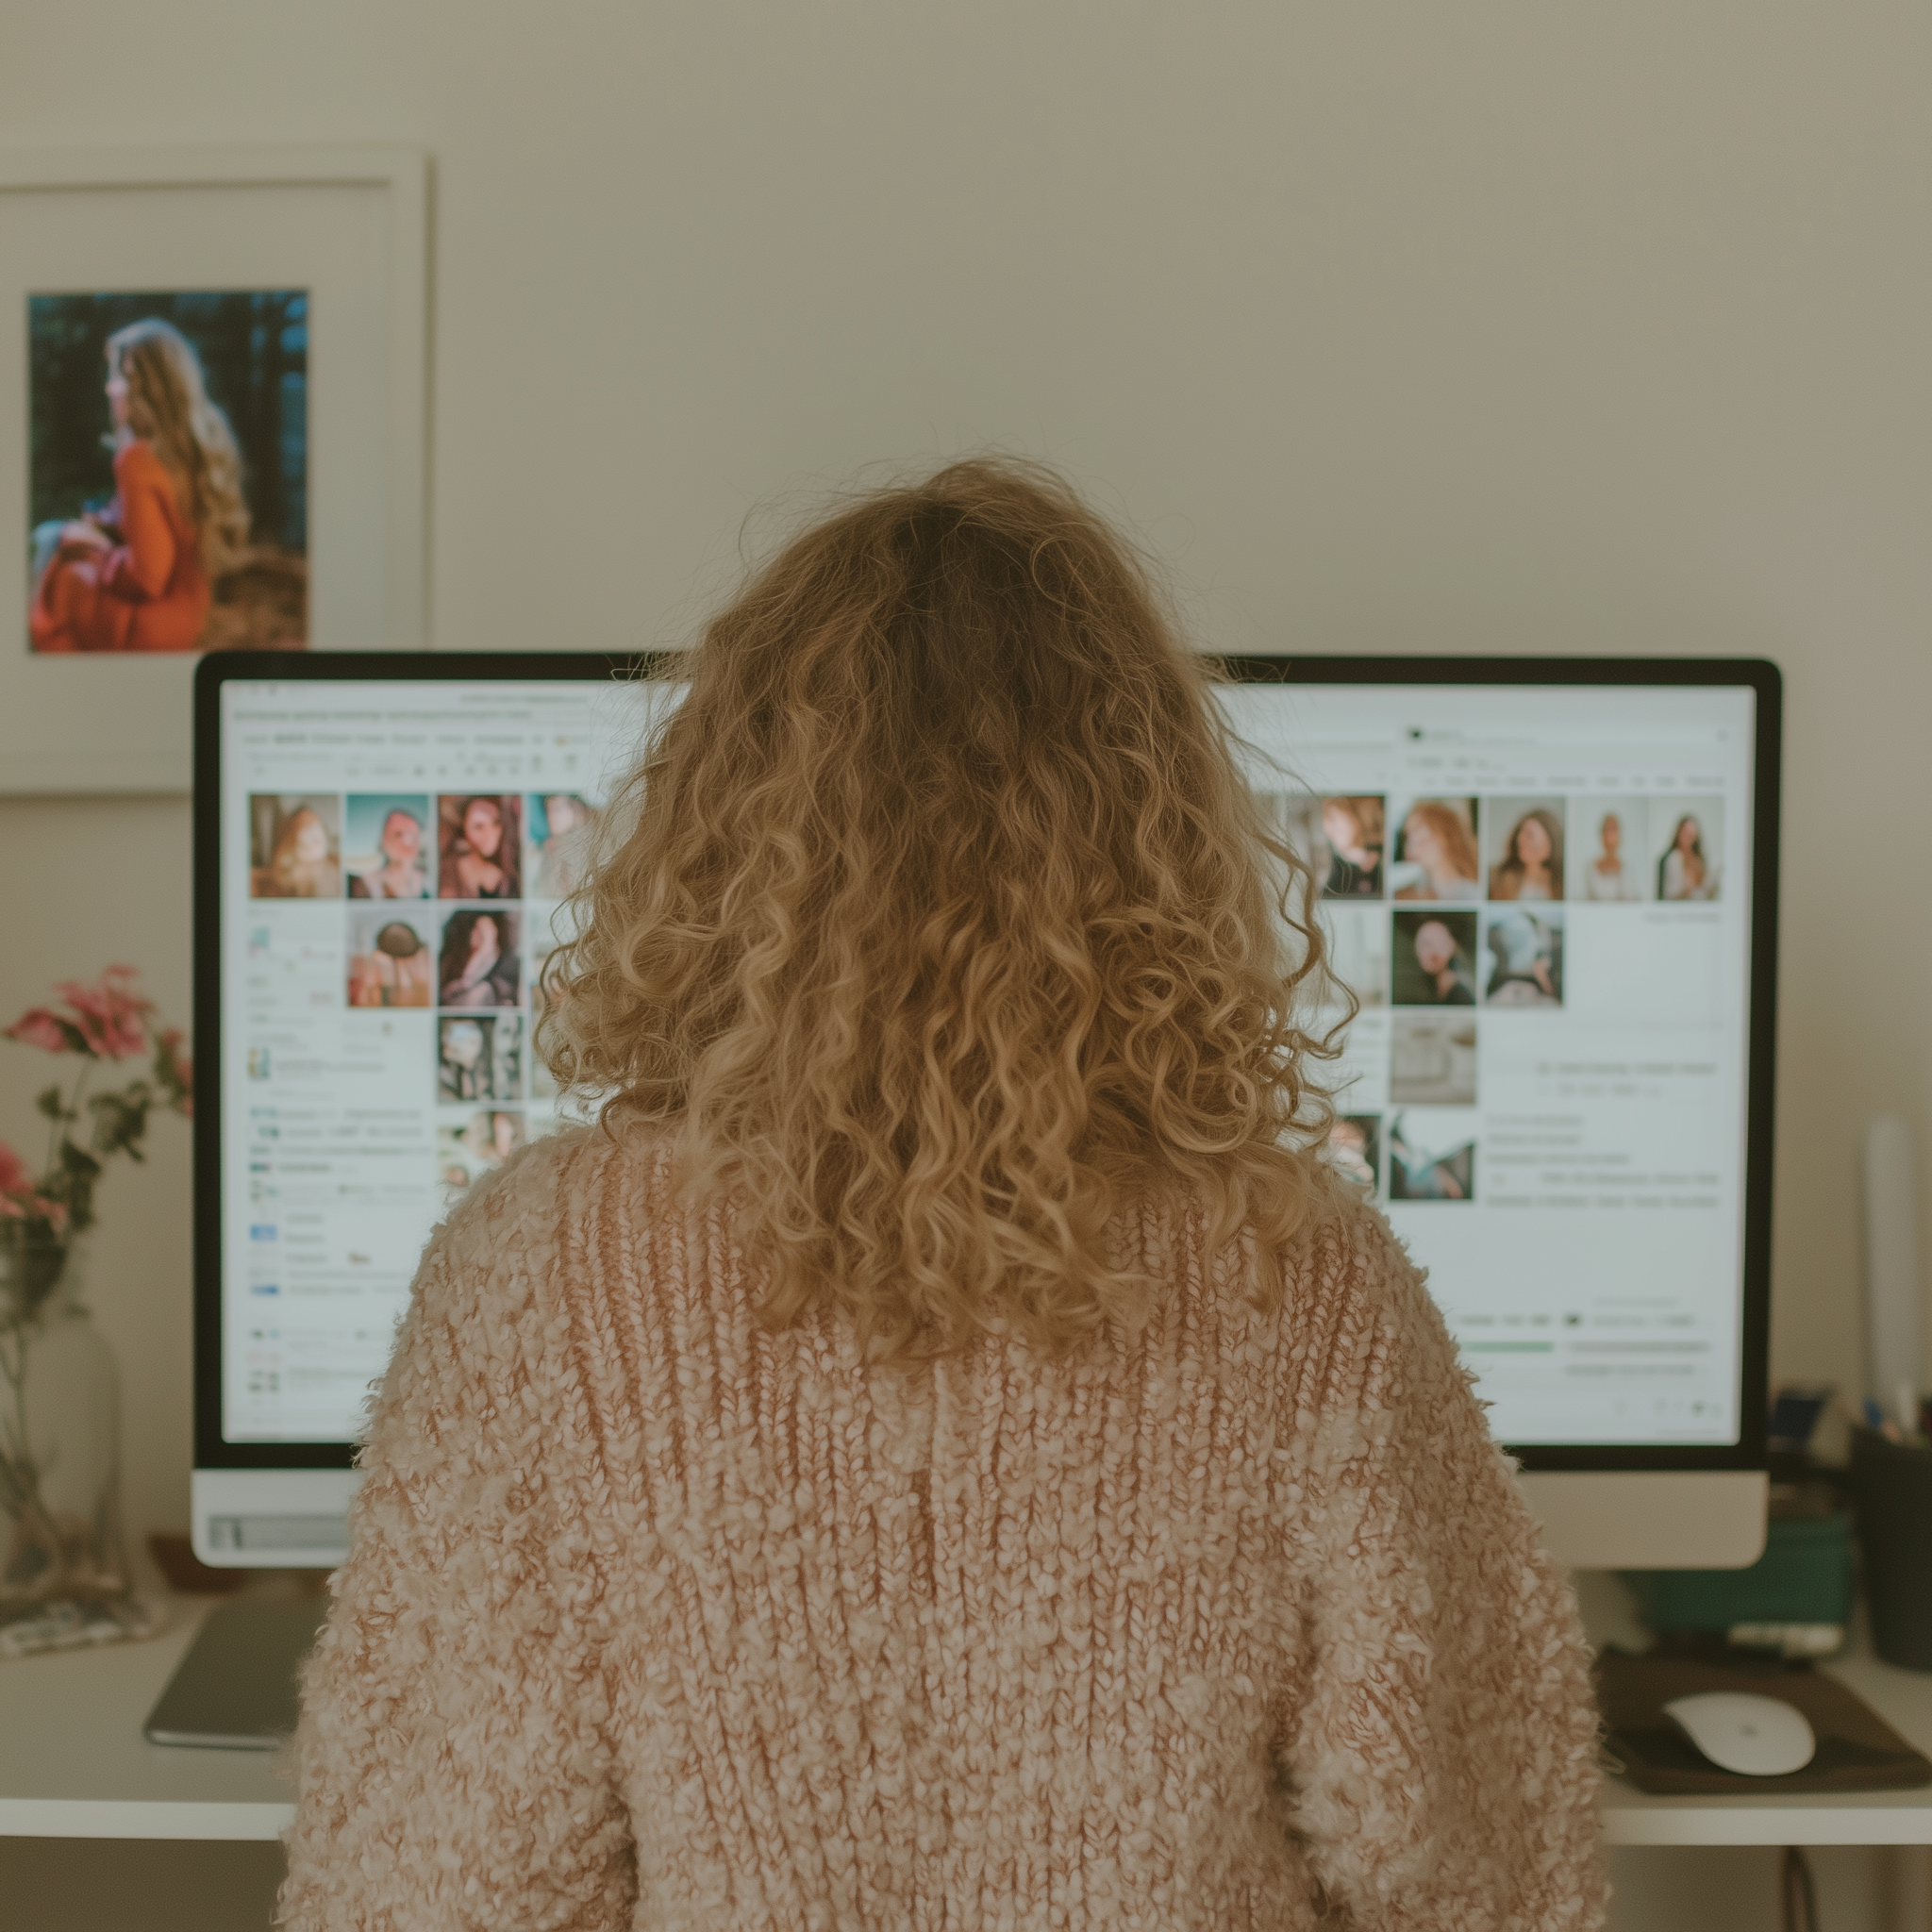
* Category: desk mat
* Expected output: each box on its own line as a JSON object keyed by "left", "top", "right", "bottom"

{"left": 1595, "top": 1650, "right": 1932, "bottom": 1795}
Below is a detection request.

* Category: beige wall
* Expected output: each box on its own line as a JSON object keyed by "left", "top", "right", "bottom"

{"left": 3, "top": 3, "right": 1930, "bottom": 1535}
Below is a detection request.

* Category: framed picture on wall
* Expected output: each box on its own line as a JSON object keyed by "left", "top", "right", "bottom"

{"left": 0, "top": 145, "right": 427, "bottom": 793}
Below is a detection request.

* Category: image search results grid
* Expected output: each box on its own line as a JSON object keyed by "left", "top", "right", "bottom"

{"left": 1226, "top": 681, "right": 1753, "bottom": 1446}
{"left": 221, "top": 681, "right": 661, "bottom": 1442}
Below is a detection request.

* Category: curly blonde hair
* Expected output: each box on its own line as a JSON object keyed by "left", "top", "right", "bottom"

{"left": 545, "top": 459, "right": 1342, "bottom": 1357}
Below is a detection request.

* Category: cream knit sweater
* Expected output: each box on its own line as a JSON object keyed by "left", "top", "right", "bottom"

{"left": 279, "top": 1131, "right": 1606, "bottom": 1930}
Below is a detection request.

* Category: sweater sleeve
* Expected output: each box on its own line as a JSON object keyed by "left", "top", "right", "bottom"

{"left": 1277, "top": 1214, "right": 1607, "bottom": 1931}
{"left": 277, "top": 1176, "right": 634, "bottom": 1931}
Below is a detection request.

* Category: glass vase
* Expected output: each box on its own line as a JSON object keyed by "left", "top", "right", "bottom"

{"left": 0, "top": 1231, "right": 163, "bottom": 1657}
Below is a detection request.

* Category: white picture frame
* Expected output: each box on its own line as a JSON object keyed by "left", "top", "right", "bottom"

{"left": 0, "top": 145, "right": 427, "bottom": 794}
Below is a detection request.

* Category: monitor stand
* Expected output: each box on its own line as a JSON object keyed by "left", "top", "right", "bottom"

{"left": 143, "top": 1595, "right": 329, "bottom": 1750}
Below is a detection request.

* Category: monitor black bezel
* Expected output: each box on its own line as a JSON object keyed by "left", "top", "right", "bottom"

{"left": 196, "top": 649, "right": 1778, "bottom": 1475}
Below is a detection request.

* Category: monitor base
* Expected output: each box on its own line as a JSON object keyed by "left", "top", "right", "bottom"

{"left": 192, "top": 1468, "right": 358, "bottom": 1568}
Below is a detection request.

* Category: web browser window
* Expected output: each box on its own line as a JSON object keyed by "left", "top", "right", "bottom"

{"left": 221, "top": 674, "right": 1756, "bottom": 1451}
{"left": 1220, "top": 681, "right": 1757, "bottom": 1445}
{"left": 218, "top": 677, "right": 670, "bottom": 1442}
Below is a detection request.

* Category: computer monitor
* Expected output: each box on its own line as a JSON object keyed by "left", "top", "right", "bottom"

{"left": 192, "top": 653, "right": 1777, "bottom": 1571}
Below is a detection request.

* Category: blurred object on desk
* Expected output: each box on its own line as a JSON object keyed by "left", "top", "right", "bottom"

{"left": 147, "top": 1535, "right": 243, "bottom": 1597}
{"left": 1623, "top": 1478, "right": 1853, "bottom": 1661}
{"left": 1850, "top": 1424, "right": 1932, "bottom": 1673}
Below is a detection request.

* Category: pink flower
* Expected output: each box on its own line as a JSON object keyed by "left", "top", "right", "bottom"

{"left": 0, "top": 1140, "right": 30, "bottom": 1198}
{"left": 51, "top": 966, "right": 151, "bottom": 1061}
{"left": 0, "top": 1193, "right": 60, "bottom": 1228}
{"left": 0, "top": 1144, "right": 58, "bottom": 1227}
{"left": 4, "top": 1008, "right": 74, "bottom": 1054}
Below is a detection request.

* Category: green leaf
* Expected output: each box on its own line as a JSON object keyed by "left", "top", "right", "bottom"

{"left": 57, "top": 1142, "right": 102, "bottom": 1183}
{"left": 34, "top": 1086, "right": 65, "bottom": 1121}
{"left": 88, "top": 1090, "right": 152, "bottom": 1162}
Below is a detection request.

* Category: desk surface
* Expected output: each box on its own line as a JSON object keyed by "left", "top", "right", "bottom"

{"left": 5, "top": 1588, "right": 1932, "bottom": 1844}
{"left": 0, "top": 1598, "right": 293, "bottom": 1840}
{"left": 1575, "top": 1570, "right": 1932, "bottom": 1845}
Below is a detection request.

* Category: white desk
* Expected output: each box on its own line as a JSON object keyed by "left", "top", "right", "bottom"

{"left": 0, "top": 1599, "right": 291, "bottom": 1840}
{"left": 3, "top": 1589, "right": 1930, "bottom": 1849}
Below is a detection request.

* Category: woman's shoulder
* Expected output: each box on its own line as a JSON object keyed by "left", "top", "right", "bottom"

{"left": 1301, "top": 1175, "right": 1413, "bottom": 1272}
{"left": 425, "top": 1128, "right": 595, "bottom": 1283}
{"left": 114, "top": 439, "right": 169, "bottom": 486}
{"left": 425, "top": 1124, "right": 673, "bottom": 1288}
{"left": 1278, "top": 1177, "right": 1429, "bottom": 1351}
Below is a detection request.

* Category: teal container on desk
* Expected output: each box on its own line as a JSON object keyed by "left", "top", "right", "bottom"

{"left": 1620, "top": 1506, "right": 1855, "bottom": 1634}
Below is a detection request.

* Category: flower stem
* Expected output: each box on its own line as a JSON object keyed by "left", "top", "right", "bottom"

{"left": 69, "top": 1060, "right": 93, "bottom": 1155}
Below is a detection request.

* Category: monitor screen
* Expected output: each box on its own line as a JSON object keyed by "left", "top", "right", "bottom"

{"left": 208, "top": 662, "right": 1770, "bottom": 1457}
{"left": 1219, "top": 678, "right": 1762, "bottom": 1448}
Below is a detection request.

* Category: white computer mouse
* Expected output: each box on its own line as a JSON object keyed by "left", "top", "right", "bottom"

{"left": 1663, "top": 1690, "right": 1817, "bottom": 1776}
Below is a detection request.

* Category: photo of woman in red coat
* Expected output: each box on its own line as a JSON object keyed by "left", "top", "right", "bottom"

{"left": 30, "top": 319, "right": 249, "bottom": 653}
{"left": 27, "top": 291, "right": 308, "bottom": 654}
